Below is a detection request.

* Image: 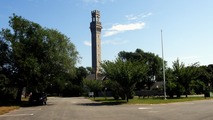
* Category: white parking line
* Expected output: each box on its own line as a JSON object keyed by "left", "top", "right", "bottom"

{"left": 0, "top": 113, "right": 34, "bottom": 117}
{"left": 138, "top": 107, "right": 152, "bottom": 110}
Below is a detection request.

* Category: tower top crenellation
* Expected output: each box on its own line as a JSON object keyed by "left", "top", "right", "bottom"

{"left": 91, "top": 10, "right": 101, "bottom": 23}
{"left": 91, "top": 10, "right": 100, "bottom": 14}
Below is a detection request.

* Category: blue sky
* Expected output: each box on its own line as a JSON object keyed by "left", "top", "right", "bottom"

{"left": 1, "top": 0, "right": 213, "bottom": 67}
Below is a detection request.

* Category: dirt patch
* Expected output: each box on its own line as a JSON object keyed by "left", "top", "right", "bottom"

{"left": 0, "top": 106, "right": 19, "bottom": 115}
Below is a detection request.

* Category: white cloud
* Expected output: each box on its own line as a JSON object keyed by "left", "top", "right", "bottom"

{"left": 103, "top": 30, "right": 120, "bottom": 37}
{"left": 143, "top": 12, "right": 153, "bottom": 18}
{"left": 103, "top": 22, "right": 145, "bottom": 37}
{"left": 125, "top": 15, "right": 138, "bottom": 21}
{"left": 83, "top": 41, "right": 91, "bottom": 46}
{"left": 125, "top": 12, "right": 153, "bottom": 21}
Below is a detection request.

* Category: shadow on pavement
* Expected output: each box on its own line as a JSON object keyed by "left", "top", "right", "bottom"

{"left": 77, "top": 101, "right": 126, "bottom": 106}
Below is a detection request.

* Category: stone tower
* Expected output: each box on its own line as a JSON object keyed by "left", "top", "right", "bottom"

{"left": 90, "top": 10, "right": 102, "bottom": 79}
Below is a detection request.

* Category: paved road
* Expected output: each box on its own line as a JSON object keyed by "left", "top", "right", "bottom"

{"left": 0, "top": 97, "right": 213, "bottom": 120}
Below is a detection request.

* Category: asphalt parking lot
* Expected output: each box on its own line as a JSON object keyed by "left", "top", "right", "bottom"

{"left": 0, "top": 97, "right": 213, "bottom": 120}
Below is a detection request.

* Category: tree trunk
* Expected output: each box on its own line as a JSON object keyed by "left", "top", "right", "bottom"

{"left": 185, "top": 90, "right": 188, "bottom": 98}
{"left": 177, "top": 94, "right": 181, "bottom": 98}
{"left": 126, "top": 89, "right": 129, "bottom": 102}
{"left": 185, "top": 87, "right": 188, "bottom": 98}
{"left": 16, "top": 86, "right": 23, "bottom": 104}
{"left": 169, "top": 94, "right": 174, "bottom": 98}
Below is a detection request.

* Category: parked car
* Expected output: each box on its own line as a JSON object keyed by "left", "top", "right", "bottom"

{"left": 29, "top": 92, "right": 47, "bottom": 105}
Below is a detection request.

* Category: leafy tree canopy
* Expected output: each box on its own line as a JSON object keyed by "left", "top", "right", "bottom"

{"left": 0, "top": 14, "right": 79, "bottom": 102}
{"left": 101, "top": 58, "right": 147, "bottom": 102}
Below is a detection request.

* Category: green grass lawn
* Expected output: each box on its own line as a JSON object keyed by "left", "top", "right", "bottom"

{"left": 91, "top": 96, "right": 213, "bottom": 104}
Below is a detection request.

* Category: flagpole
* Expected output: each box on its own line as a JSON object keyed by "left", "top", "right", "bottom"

{"left": 161, "top": 29, "right": 167, "bottom": 100}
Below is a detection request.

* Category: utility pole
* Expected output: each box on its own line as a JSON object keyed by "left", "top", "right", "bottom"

{"left": 161, "top": 29, "right": 167, "bottom": 100}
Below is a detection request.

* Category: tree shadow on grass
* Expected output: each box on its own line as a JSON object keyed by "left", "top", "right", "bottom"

{"left": 77, "top": 101, "right": 127, "bottom": 106}
{"left": 78, "top": 100, "right": 127, "bottom": 106}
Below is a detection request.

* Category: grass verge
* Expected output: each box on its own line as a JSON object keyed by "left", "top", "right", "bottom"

{"left": 91, "top": 96, "right": 213, "bottom": 105}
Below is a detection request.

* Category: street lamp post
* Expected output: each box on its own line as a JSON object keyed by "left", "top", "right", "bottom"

{"left": 161, "top": 29, "right": 167, "bottom": 100}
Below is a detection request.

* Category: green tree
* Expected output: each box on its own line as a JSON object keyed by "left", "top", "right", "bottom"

{"left": 62, "top": 66, "right": 88, "bottom": 97}
{"left": 196, "top": 65, "right": 213, "bottom": 94}
{"left": 101, "top": 58, "right": 147, "bottom": 102}
{"left": 118, "top": 49, "right": 163, "bottom": 90}
{"left": 74, "top": 66, "right": 88, "bottom": 85}
{"left": 0, "top": 31, "right": 15, "bottom": 101}
{"left": 86, "top": 67, "right": 94, "bottom": 74}
{"left": 206, "top": 65, "right": 213, "bottom": 88}
{"left": 172, "top": 59, "right": 185, "bottom": 97}
{"left": 83, "top": 79, "right": 103, "bottom": 98}
{"left": 165, "top": 68, "right": 176, "bottom": 98}
{"left": 103, "top": 79, "right": 124, "bottom": 100}
{"left": 0, "top": 14, "right": 79, "bottom": 102}
{"left": 180, "top": 63, "right": 199, "bottom": 97}
{"left": 171, "top": 59, "right": 199, "bottom": 97}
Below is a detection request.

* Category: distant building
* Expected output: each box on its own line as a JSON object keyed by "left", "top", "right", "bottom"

{"left": 90, "top": 10, "right": 102, "bottom": 79}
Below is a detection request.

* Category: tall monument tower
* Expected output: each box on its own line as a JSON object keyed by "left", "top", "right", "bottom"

{"left": 90, "top": 10, "right": 102, "bottom": 79}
